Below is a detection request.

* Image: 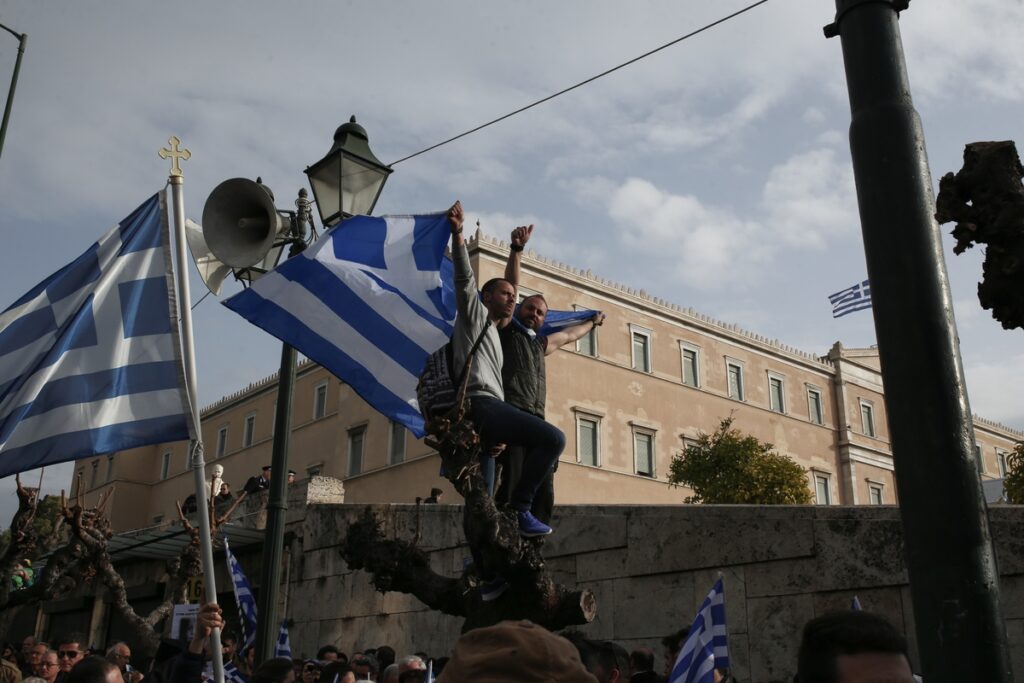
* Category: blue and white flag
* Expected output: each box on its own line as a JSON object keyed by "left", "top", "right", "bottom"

{"left": 425, "top": 660, "right": 434, "bottom": 683}
{"left": 828, "top": 279, "right": 872, "bottom": 318}
{"left": 0, "top": 193, "right": 192, "bottom": 476}
{"left": 669, "top": 578, "right": 729, "bottom": 683}
{"left": 224, "top": 213, "right": 456, "bottom": 437}
{"left": 224, "top": 536, "right": 259, "bottom": 652}
{"left": 274, "top": 620, "right": 292, "bottom": 659}
{"left": 203, "top": 661, "right": 248, "bottom": 683}
{"left": 536, "top": 308, "right": 599, "bottom": 336}
{"left": 851, "top": 595, "right": 862, "bottom": 611}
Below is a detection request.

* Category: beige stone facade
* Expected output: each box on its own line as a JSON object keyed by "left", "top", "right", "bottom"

{"left": 72, "top": 233, "right": 1023, "bottom": 532}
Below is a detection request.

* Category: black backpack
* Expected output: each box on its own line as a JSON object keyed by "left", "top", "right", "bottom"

{"left": 416, "top": 322, "right": 491, "bottom": 429}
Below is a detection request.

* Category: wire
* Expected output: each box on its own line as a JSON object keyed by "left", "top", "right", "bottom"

{"left": 192, "top": 289, "right": 212, "bottom": 311}
{"left": 389, "top": 0, "right": 769, "bottom": 166}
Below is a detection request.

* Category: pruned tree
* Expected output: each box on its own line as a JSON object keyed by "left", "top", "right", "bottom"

{"left": 668, "top": 416, "right": 814, "bottom": 504}
{"left": 935, "top": 140, "right": 1024, "bottom": 330}
{"left": 1001, "top": 443, "right": 1024, "bottom": 504}
{"left": 340, "top": 382, "right": 596, "bottom": 633}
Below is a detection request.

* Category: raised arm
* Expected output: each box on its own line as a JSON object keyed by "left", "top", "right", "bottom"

{"left": 503, "top": 224, "right": 534, "bottom": 290}
{"left": 545, "top": 312, "right": 606, "bottom": 355}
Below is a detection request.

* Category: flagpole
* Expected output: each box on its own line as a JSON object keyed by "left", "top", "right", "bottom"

{"left": 161, "top": 137, "right": 226, "bottom": 683}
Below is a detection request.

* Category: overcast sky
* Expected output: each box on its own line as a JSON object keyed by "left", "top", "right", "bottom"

{"left": 0, "top": 0, "right": 1021, "bottom": 523}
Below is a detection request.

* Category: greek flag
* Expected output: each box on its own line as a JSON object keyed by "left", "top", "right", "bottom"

{"left": 669, "top": 578, "right": 729, "bottom": 683}
{"left": 224, "top": 213, "right": 456, "bottom": 437}
{"left": 274, "top": 620, "right": 292, "bottom": 659}
{"left": 224, "top": 536, "right": 259, "bottom": 652}
{"left": 828, "top": 279, "right": 872, "bottom": 318}
{"left": 203, "top": 661, "right": 248, "bottom": 683}
{"left": 0, "top": 193, "right": 192, "bottom": 476}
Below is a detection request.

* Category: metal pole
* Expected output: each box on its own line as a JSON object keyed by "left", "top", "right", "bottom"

{"left": 825, "top": 2, "right": 1012, "bottom": 680}
{"left": 0, "top": 25, "right": 26, "bottom": 159}
{"left": 168, "top": 176, "right": 226, "bottom": 683}
{"left": 255, "top": 190, "right": 310, "bottom": 663}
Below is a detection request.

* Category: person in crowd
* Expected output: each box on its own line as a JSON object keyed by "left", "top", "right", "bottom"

{"left": 565, "top": 633, "right": 629, "bottom": 683}
{"left": 319, "top": 662, "right": 354, "bottom": 683}
{"left": 166, "top": 603, "right": 223, "bottom": 683}
{"left": 447, "top": 201, "right": 565, "bottom": 540}
{"left": 2, "top": 644, "right": 18, "bottom": 665}
{"left": 300, "top": 660, "right": 321, "bottom": 683}
{"left": 379, "top": 665, "right": 398, "bottom": 683}
{"left": 19, "top": 638, "right": 37, "bottom": 679}
{"left": 437, "top": 620, "right": 596, "bottom": 682}
{"left": 374, "top": 647, "right": 395, "bottom": 673}
{"left": 287, "top": 470, "right": 297, "bottom": 485}
{"left": 628, "top": 648, "right": 661, "bottom": 683}
{"left": 495, "top": 225, "right": 604, "bottom": 523}
{"left": 26, "top": 645, "right": 47, "bottom": 678}
{"left": 796, "top": 610, "right": 916, "bottom": 683}
{"left": 315, "top": 646, "right": 342, "bottom": 664}
{"left": 421, "top": 488, "right": 443, "bottom": 505}
{"left": 215, "top": 483, "right": 234, "bottom": 506}
{"left": 37, "top": 652, "right": 58, "bottom": 683}
{"left": 243, "top": 466, "right": 272, "bottom": 495}
{"left": 0, "top": 646, "right": 21, "bottom": 683}
{"left": 251, "top": 659, "right": 295, "bottom": 683}
{"left": 661, "top": 628, "right": 687, "bottom": 680}
{"left": 348, "top": 654, "right": 378, "bottom": 681}
{"left": 396, "top": 672, "right": 424, "bottom": 683}
{"left": 103, "top": 644, "right": 140, "bottom": 683}
{"left": 55, "top": 635, "right": 88, "bottom": 682}
{"left": 65, "top": 657, "right": 120, "bottom": 683}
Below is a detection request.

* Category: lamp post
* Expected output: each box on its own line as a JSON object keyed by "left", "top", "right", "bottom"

{"left": 254, "top": 116, "right": 391, "bottom": 662}
{"left": 0, "top": 22, "right": 27, "bottom": 160}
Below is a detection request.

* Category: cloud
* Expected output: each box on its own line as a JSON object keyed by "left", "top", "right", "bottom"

{"left": 762, "top": 148, "right": 859, "bottom": 247}
{"left": 966, "top": 352, "right": 1024, "bottom": 429}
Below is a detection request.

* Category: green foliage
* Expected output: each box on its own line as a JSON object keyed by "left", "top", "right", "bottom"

{"left": 1002, "top": 443, "right": 1024, "bottom": 504}
{"left": 668, "top": 416, "right": 814, "bottom": 504}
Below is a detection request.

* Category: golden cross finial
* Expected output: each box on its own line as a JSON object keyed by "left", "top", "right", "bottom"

{"left": 159, "top": 136, "right": 191, "bottom": 177}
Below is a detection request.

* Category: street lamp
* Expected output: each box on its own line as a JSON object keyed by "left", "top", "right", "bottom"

{"left": 254, "top": 117, "right": 389, "bottom": 662}
{"left": 304, "top": 115, "right": 393, "bottom": 226}
{"left": 0, "top": 22, "right": 27, "bottom": 160}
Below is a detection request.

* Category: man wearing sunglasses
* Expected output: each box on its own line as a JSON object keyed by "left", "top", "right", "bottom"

{"left": 55, "top": 636, "right": 87, "bottom": 679}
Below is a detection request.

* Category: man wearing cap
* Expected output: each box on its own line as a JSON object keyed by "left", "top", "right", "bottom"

{"left": 287, "top": 470, "right": 296, "bottom": 485}
{"left": 242, "top": 466, "right": 271, "bottom": 495}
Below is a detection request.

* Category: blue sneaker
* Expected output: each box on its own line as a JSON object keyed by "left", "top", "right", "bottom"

{"left": 517, "top": 510, "right": 553, "bottom": 537}
{"left": 480, "top": 576, "right": 508, "bottom": 601}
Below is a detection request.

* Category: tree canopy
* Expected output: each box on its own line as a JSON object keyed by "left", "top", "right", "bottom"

{"left": 668, "top": 416, "right": 814, "bottom": 504}
{"left": 1001, "top": 443, "right": 1024, "bottom": 504}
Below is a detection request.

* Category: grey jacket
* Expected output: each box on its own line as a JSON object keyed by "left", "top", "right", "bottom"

{"left": 451, "top": 241, "right": 504, "bottom": 401}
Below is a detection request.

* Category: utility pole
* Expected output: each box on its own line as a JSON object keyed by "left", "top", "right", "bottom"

{"left": 0, "top": 23, "right": 27, "bottom": 159}
{"left": 825, "top": 1, "right": 1012, "bottom": 680}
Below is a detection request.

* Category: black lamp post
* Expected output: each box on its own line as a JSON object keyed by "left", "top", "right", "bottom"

{"left": 305, "top": 115, "right": 393, "bottom": 226}
{"left": 0, "top": 22, "right": 27, "bottom": 160}
{"left": 255, "top": 117, "right": 390, "bottom": 663}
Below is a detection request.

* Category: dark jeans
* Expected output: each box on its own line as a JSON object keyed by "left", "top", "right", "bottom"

{"left": 494, "top": 445, "right": 556, "bottom": 524}
{"left": 470, "top": 396, "right": 565, "bottom": 512}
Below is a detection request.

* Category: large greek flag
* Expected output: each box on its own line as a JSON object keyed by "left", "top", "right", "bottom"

{"left": 0, "top": 193, "right": 192, "bottom": 476}
{"left": 224, "top": 213, "right": 456, "bottom": 437}
{"left": 669, "top": 577, "right": 729, "bottom": 683}
{"left": 224, "top": 536, "right": 259, "bottom": 652}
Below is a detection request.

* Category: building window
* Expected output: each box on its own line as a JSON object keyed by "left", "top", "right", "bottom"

{"left": 726, "top": 361, "right": 744, "bottom": 401}
{"left": 105, "top": 456, "right": 115, "bottom": 483}
{"left": 807, "top": 387, "right": 824, "bottom": 425}
{"left": 243, "top": 413, "right": 256, "bottom": 448}
{"left": 90, "top": 461, "right": 99, "bottom": 489}
{"left": 630, "top": 326, "right": 652, "bottom": 373}
{"left": 997, "top": 449, "right": 1008, "bottom": 478}
{"left": 681, "top": 344, "right": 700, "bottom": 387}
{"left": 814, "top": 473, "right": 831, "bottom": 505}
{"left": 389, "top": 421, "right": 406, "bottom": 464}
{"left": 160, "top": 452, "right": 171, "bottom": 481}
{"left": 974, "top": 443, "right": 985, "bottom": 474}
{"left": 576, "top": 414, "right": 601, "bottom": 467}
{"left": 575, "top": 307, "right": 597, "bottom": 357}
{"left": 216, "top": 426, "right": 228, "bottom": 458}
{"left": 314, "top": 381, "right": 329, "bottom": 420}
{"left": 868, "top": 483, "right": 884, "bottom": 505}
{"left": 634, "top": 429, "right": 655, "bottom": 478}
{"left": 860, "top": 400, "right": 876, "bottom": 437}
{"left": 348, "top": 426, "right": 366, "bottom": 476}
{"left": 306, "top": 463, "right": 323, "bottom": 478}
{"left": 768, "top": 373, "right": 786, "bottom": 413}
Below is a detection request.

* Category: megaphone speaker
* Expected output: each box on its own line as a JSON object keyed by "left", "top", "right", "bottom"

{"left": 202, "top": 178, "right": 285, "bottom": 269}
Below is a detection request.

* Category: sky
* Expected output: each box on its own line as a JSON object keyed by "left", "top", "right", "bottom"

{"left": 0, "top": 0, "right": 1021, "bottom": 523}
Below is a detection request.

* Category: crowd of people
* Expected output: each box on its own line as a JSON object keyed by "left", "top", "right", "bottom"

{"left": 5, "top": 605, "right": 918, "bottom": 683}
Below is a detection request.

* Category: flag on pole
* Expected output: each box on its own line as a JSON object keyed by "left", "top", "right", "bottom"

{"left": 224, "top": 213, "right": 456, "bottom": 437}
{"left": 224, "top": 536, "right": 259, "bottom": 652}
{"left": 669, "top": 578, "right": 729, "bottom": 683}
{"left": 425, "top": 661, "right": 434, "bottom": 683}
{"left": 274, "top": 620, "right": 292, "bottom": 659}
{"left": 828, "top": 279, "right": 872, "bottom": 318}
{"left": 0, "top": 192, "right": 192, "bottom": 476}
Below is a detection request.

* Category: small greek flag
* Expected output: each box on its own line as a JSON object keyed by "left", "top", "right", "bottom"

{"left": 668, "top": 578, "right": 729, "bottom": 683}
{"left": 828, "top": 279, "right": 872, "bottom": 318}
{"left": 0, "top": 193, "right": 192, "bottom": 476}
{"left": 274, "top": 620, "right": 292, "bottom": 659}
{"left": 204, "top": 661, "right": 249, "bottom": 683}
{"left": 224, "top": 536, "right": 258, "bottom": 652}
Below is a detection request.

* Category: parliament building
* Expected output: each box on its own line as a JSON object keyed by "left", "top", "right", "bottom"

{"left": 72, "top": 231, "right": 1023, "bottom": 533}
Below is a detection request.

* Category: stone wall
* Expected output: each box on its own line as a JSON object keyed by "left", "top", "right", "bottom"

{"left": 283, "top": 502, "right": 1024, "bottom": 683}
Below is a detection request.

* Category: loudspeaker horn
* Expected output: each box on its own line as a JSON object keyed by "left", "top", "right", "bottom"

{"left": 201, "top": 178, "right": 286, "bottom": 269}
{"left": 184, "top": 218, "right": 232, "bottom": 296}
